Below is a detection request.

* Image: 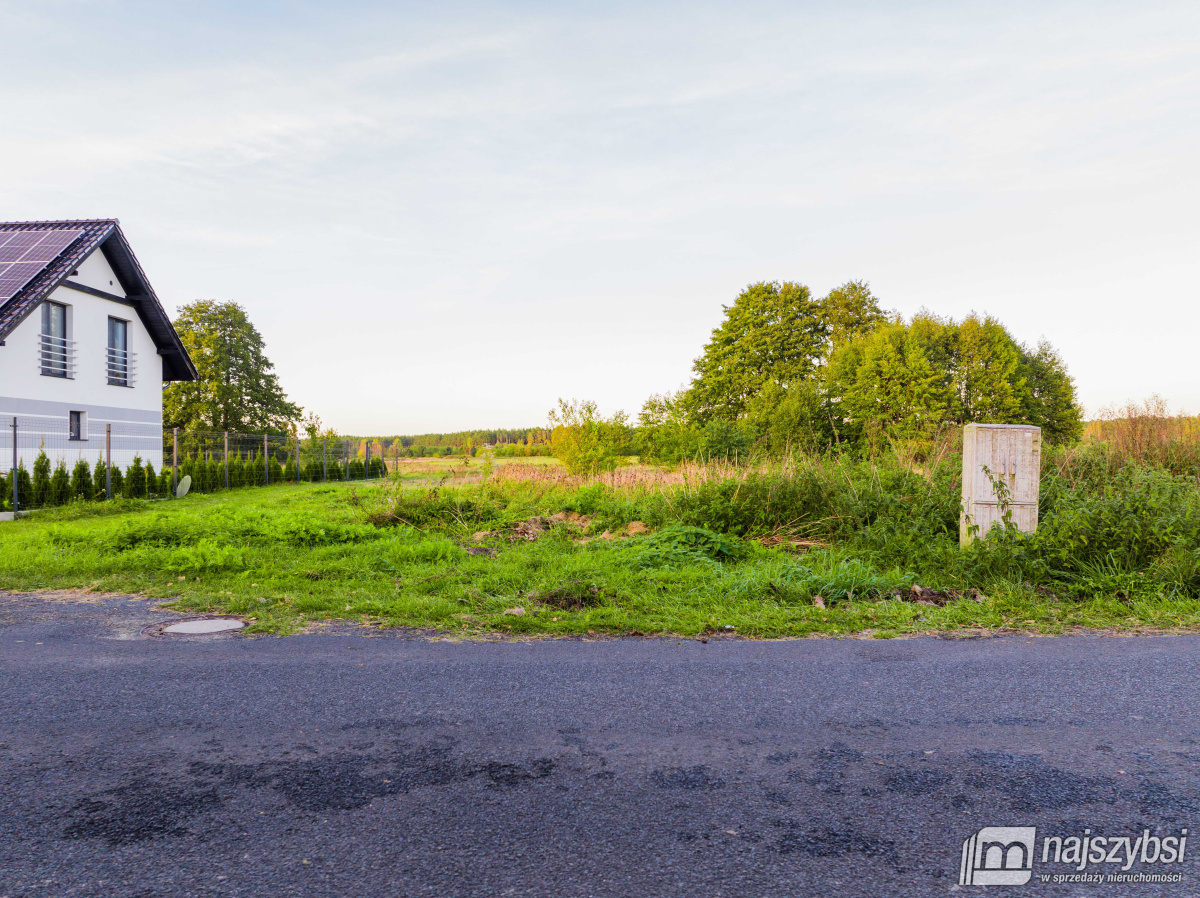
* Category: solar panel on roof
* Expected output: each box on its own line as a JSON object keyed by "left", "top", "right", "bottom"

{"left": 0, "top": 228, "right": 84, "bottom": 301}
{"left": 20, "top": 229, "right": 82, "bottom": 262}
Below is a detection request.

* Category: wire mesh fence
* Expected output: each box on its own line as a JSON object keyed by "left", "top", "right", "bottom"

{"left": 1, "top": 419, "right": 386, "bottom": 513}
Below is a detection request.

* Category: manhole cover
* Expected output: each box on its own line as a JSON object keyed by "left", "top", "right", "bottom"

{"left": 162, "top": 619, "right": 245, "bottom": 635}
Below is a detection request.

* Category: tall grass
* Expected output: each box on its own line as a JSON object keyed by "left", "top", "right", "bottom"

{"left": 1079, "top": 396, "right": 1200, "bottom": 475}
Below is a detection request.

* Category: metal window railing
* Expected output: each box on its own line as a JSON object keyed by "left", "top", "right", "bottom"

{"left": 106, "top": 347, "right": 137, "bottom": 387}
{"left": 39, "top": 334, "right": 75, "bottom": 379}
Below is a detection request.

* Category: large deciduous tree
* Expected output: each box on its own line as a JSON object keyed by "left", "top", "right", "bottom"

{"left": 163, "top": 301, "right": 302, "bottom": 433}
{"left": 684, "top": 281, "right": 830, "bottom": 423}
{"left": 826, "top": 313, "right": 1084, "bottom": 448}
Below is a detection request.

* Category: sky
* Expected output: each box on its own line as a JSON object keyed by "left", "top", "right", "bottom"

{"left": 2, "top": 1, "right": 1198, "bottom": 434}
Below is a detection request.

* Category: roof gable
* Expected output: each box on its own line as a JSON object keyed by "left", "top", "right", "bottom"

{"left": 0, "top": 219, "right": 196, "bottom": 381}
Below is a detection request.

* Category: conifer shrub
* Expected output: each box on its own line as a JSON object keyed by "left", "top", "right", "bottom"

{"left": 16, "top": 464, "right": 32, "bottom": 508}
{"left": 126, "top": 456, "right": 147, "bottom": 499}
{"left": 247, "top": 452, "right": 265, "bottom": 486}
{"left": 268, "top": 457, "right": 284, "bottom": 484}
{"left": 108, "top": 465, "right": 124, "bottom": 497}
{"left": 230, "top": 453, "right": 245, "bottom": 488}
{"left": 0, "top": 470, "right": 7, "bottom": 511}
{"left": 71, "top": 458, "right": 93, "bottom": 502}
{"left": 32, "top": 450, "right": 51, "bottom": 507}
{"left": 49, "top": 460, "right": 71, "bottom": 506}
{"left": 159, "top": 467, "right": 173, "bottom": 496}
{"left": 144, "top": 462, "right": 157, "bottom": 498}
{"left": 93, "top": 457, "right": 108, "bottom": 499}
{"left": 348, "top": 458, "right": 365, "bottom": 479}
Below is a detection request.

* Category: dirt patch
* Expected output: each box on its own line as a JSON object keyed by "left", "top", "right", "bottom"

{"left": 528, "top": 581, "right": 610, "bottom": 611}
{"left": 548, "top": 511, "right": 593, "bottom": 528}
{"left": 906, "top": 585, "right": 986, "bottom": 606}
{"left": 472, "top": 518, "right": 548, "bottom": 542}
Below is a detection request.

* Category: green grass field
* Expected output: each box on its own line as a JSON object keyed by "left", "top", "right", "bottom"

{"left": 3, "top": 458, "right": 1199, "bottom": 639}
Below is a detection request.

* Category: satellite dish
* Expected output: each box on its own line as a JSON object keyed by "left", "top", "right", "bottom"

{"left": 175, "top": 475, "right": 192, "bottom": 499}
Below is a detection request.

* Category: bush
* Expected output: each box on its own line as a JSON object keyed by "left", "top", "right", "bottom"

{"left": 93, "top": 457, "right": 108, "bottom": 499}
{"left": 31, "top": 450, "right": 51, "bottom": 507}
{"left": 9, "top": 464, "right": 32, "bottom": 510}
{"left": 108, "top": 465, "right": 124, "bottom": 497}
{"left": 180, "top": 455, "right": 196, "bottom": 491}
{"left": 70, "top": 458, "right": 94, "bottom": 502}
{"left": 125, "top": 456, "right": 147, "bottom": 499}
{"left": 625, "top": 525, "right": 748, "bottom": 569}
{"left": 49, "top": 460, "right": 71, "bottom": 506}
{"left": 549, "top": 399, "right": 630, "bottom": 475}
{"left": 245, "top": 452, "right": 265, "bottom": 486}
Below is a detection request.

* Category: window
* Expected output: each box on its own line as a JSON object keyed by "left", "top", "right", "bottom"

{"left": 40, "top": 301, "right": 69, "bottom": 377}
{"left": 107, "top": 317, "right": 129, "bottom": 386}
{"left": 69, "top": 411, "right": 86, "bottom": 441}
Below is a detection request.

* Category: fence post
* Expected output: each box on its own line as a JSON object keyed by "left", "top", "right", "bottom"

{"left": 264, "top": 434, "right": 269, "bottom": 486}
{"left": 10, "top": 417, "right": 17, "bottom": 514}
{"left": 105, "top": 424, "right": 112, "bottom": 500}
{"left": 343, "top": 441, "right": 348, "bottom": 480}
{"left": 366, "top": 443, "right": 371, "bottom": 481}
{"left": 296, "top": 434, "right": 301, "bottom": 483}
{"left": 224, "top": 432, "right": 230, "bottom": 490}
{"left": 172, "top": 427, "right": 178, "bottom": 495}
{"left": 323, "top": 438, "right": 327, "bottom": 482}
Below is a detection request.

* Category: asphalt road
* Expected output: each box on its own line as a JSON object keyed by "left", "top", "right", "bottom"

{"left": 2, "top": 594, "right": 1199, "bottom": 897}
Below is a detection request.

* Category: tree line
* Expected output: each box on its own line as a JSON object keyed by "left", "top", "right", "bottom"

{"left": 159, "top": 285, "right": 1083, "bottom": 477}
{"left": 551, "top": 280, "right": 1083, "bottom": 472}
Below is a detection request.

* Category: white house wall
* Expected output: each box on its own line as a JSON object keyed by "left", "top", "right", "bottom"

{"left": 69, "top": 245, "right": 126, "bottom": 295}
{"left": 0, "top": 246, "right": 164, "bottom": 474}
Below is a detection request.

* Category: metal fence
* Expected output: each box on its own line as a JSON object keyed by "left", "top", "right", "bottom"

{"left": 1, "top": 418, "right": 385, "bottom": 513}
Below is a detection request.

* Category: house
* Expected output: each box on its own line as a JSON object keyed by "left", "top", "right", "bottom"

{"left": 0, "top": 220, "right": 196, "bottom": 474}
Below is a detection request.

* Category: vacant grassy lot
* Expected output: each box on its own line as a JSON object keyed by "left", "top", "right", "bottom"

{"left": 3, "top": 447, "right": 1200, "bottom": 638}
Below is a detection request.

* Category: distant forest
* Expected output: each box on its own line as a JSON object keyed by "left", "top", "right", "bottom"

{"left": 343, "top": 429, "right": 552, "bottom": 458}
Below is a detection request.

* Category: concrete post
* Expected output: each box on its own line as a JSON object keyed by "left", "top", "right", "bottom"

{"left": 172, "top": 427, "right": 178, "bottom": 495}
{"left": 960, "top": 423, "right": 1041, "bottom": 544}
{"left": 224, "top": 432, "right": 230, "bottom": 490}
{"left": 296, "top": 435, "right": 301, "bottom": 482}
{"left": 323, "top": 438, "right": 327, "bottom": 482}
{"left": 264, "top": 434, "right": 269, "bottom": 486}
